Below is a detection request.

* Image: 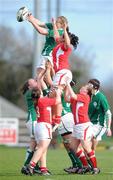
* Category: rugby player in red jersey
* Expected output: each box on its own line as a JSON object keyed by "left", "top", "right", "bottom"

{"left": 64, "top": 83, "right": 100, "bottom": 174}
{"left": 51, "top": 19, "right": 79, "bottom": 126}
{"left": 22, "top": 86, "right": 61, "bottom": 176}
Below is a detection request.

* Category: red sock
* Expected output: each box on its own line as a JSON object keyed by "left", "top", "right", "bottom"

{"left": 87, "top": 151, "right": 97, "bottom": 168}
{"left": 40, "top": 167, "right": 48, "bottom": 172}
{"left": 76, "top": 150, "right": 88, "bottom": 167}
{"left": 30, "top": 161, "right": 36, "bottom": 169}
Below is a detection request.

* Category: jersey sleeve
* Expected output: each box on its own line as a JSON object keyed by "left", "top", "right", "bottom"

{"left": 38, "top": 97, "right": 56, "bottom": 107}
{"left": 45, "top": 23, "right": 53, "bottom": 30}
{"left": 25, "top": 90, "right": 32, "bottom": 99}
{"left": 71, "top": 94, "right": 89, "bottom": 103}
{"left": 100, "top": 95, "right": 110, "bottom": 112}
{"left": 77, "top": 94, "right": 90, "bottom": 102}
{"left": 70, "top": 94, "right": 86, "bottom": 103}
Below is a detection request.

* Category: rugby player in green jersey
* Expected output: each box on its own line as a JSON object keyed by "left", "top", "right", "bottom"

{"left": 27, "top": 14, "right": 68, "bottom": 89}
{"left": 21, "top": 79, "right": 40, "bottom": 174}
{"left": 88, "top": 79, "right": 112, "bottom": 150}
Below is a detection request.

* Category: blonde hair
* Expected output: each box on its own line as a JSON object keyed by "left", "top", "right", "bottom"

{"left": 57, "top": 16, "right": 68, "bottom": 24}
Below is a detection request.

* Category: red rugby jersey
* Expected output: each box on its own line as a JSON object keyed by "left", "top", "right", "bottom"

{"left": 52, "top": 43, "right": 72, "bottom": 73}
{"left": 71, "top": 93, "right": 90, "bottom": 125}
{"left": 36, "top": 97, "right": 56, "bottom": 123}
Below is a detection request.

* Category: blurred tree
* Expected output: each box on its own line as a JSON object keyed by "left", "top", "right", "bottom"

{"left": 0, "top": 60, "right": 32, "bottom": 110}
{"left": 103, "top": 73, "right": 113, "bottom": 132}
{"left": 0, "top": 26, "right": 33, "bottom": 65}
{"left": 0, "top": 26, "right": 33, "bottom": 109}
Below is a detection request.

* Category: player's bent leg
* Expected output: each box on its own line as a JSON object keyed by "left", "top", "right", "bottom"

{"left": 81, "top": 140, "right": 100, "bottom": 174}
{"left": 91, "top": 138, "right": 99, "bottom": 151}
{"left": 64, "top": 137, "right": 83, "bottom": 173}
{"left": 39, "top": 149, "right": 52, "bottom": 175}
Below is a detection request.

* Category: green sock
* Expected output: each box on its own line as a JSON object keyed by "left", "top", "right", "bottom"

{"left": 87, "top": 158, "right": 93, "bottom": 169}
{"left": 68, "top": 150, "right": 82, "bottom": 168}
{"left": 34, "top": 163, "right": 40, "bottom": 170}
{"left": 24, "top": 149, "right": 34, "bottom": 166}
{"left": 24, "top": 149, "right": 40, "bottom": 170}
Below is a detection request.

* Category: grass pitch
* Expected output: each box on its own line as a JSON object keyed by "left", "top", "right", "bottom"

{"left": 0, "top": 144, "right": 113, "bottom": 180}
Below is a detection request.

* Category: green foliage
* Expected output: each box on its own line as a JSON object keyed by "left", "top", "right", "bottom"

{"left": 0, "top": 146, "right": 113, "bottom": 180}
{"left": 0, "top": 60, "right": 32, "bottom": 108}
{"left": 0, "top": 25, "right": 33, "bottom": 109}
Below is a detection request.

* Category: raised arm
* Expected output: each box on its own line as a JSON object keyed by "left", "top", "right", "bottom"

{"left": 55, "top": 88, "right": 62, "bottom": 105}
{"left": 40, "top": 76, "right": 48, "bottom": 91}
{"left": 64, "top": 84, "right": 77, "bottom": 102}
{"left": 27, "top": 14, "right": 48, "bottom": 35}
{"left": 45, "top": 61, "right": 55, "bottom": 86}
{"left": 52, "top": 18, "right": 61, "bottom": 42}
{"left": 106, "top": 109, "right": 112, "bottom": 136}
{"left": 28, "top": 14, "right": 46, "bottom": 27}
{"left": 63, "top": 23, "right": 71, "bottom": 49}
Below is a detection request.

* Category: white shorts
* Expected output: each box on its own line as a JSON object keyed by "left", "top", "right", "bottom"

{"left": 92, "top": 124, "right": 107, "bottom": 141}
{"left": 58, "top": 113, "right": 74, "bottom": 135}
{"left": 37, "top": 55, "right": 53, "bottom": 69}
{"left": 26, "top": 120, "right": 37, "bottom": 138}
{"left": 72, "top": 122, "right": 93, "bottom": 141}
{"left": 52, "top": 69, "right": 72, "bottom": 86}
{"left": 34, "top": 122, "right": 52, "bottom": 143}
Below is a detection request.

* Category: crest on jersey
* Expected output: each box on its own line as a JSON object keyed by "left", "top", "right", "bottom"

{"left": 93, "top": 102, "right": 97, "bottom": 107}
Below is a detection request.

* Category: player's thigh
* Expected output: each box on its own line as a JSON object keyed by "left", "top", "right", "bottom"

{"left": 72, "top": 122, "right": 93, "bottom": 141}
{"left": 37, "top": 55, "right": 53, "bottom": 70}
{"left": 34, "top": 122, "right": 52, "bottom": 142}
{"left": 58, "top": 113, "right": 74, "bottom": 135}
{"left": 53, "top": 69, "right": 72, "bottom": 86}
{"left": 70, "top": 136, "right": 80, "bottom": 152}
{"left": 39, "top": 139, "right": 51, "bottom": 149}
{"left": 81, "top": 139, "right": 92, "bottom": 152}
{"left": 26, "top": 120, "right": 37, "bottom": 138}
{"left": 92, "top": 124, "right": 106, "bottom": 141}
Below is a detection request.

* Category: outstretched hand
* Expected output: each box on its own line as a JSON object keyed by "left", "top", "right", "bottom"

{"left": 27, "top": 14, "right": 34, "bottom": 22}
{"left": 52, "top": 18, "right": 56, "bottom": 25}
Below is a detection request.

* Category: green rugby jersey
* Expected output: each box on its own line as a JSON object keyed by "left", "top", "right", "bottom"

{"left": 88, "top": 91, "right": 110, "bottom": 126}
{"left": 41, "top": 23, "right": 64, "bottom": 56}
{"left": 24, "top": 90, "right": 37, "bottom": 122}
{"left": 61, "top": 94, "right": 72, "bottom": 116}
